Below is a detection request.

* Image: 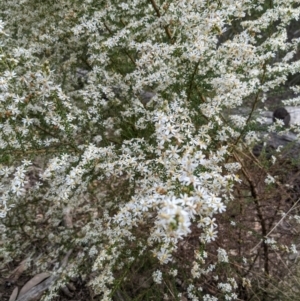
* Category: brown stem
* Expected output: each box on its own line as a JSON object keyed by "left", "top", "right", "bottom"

{"left": 187, "top": 62, "right": 200, "bottom": 103}
{"left": 149, "top": 0, "right": 174, "bottom": 42}
{"left": 233, "top": 152, "right": 270, "bottom": 296}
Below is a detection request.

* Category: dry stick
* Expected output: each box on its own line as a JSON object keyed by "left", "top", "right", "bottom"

{"left": 233, "top": 152, "right": 270, "bottom": 296}
{"left": 164, "top": 280, "right": 176, "bottom": 300}
{"left": 235, "top": 145, "right": 290, "bottom": 200}
{"left": 16, "top": 250, "right": 73, "bottom": 301}
{"left": 250, "top": 197, "right": 300, "bottom": 254}
{"left": 233, "top": 149, "right": 300, "bottom": 297}
{"left": 234, "top": 146, "right": 299, "bottom": 250}
{"left": 238, "top": 143, "right": 287, "bottom": 232}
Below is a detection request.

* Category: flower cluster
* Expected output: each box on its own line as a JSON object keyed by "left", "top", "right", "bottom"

{"left": 0, "top": 0, "right": 300, "bottom": 300}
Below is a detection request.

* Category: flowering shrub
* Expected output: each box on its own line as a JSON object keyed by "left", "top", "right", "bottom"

{"left": 1, "top": 1, "right": 300, "bottom": 300}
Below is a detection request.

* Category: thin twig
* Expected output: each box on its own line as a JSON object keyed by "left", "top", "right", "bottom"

{"left": 233, "top": 152, "right": 270, "bottom": 277}
{"left": 149, "top": 0, "right": 174, "bottom": 42}
{"left": 250, "top": 198, "right": 300, "bottom": 253}
{"left": 187, "top": 62, "right": 200, "bottom": 103}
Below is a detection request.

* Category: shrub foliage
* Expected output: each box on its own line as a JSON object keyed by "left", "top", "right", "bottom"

{"left": 1, "top": 1, "right": 300, "bottom": 300}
